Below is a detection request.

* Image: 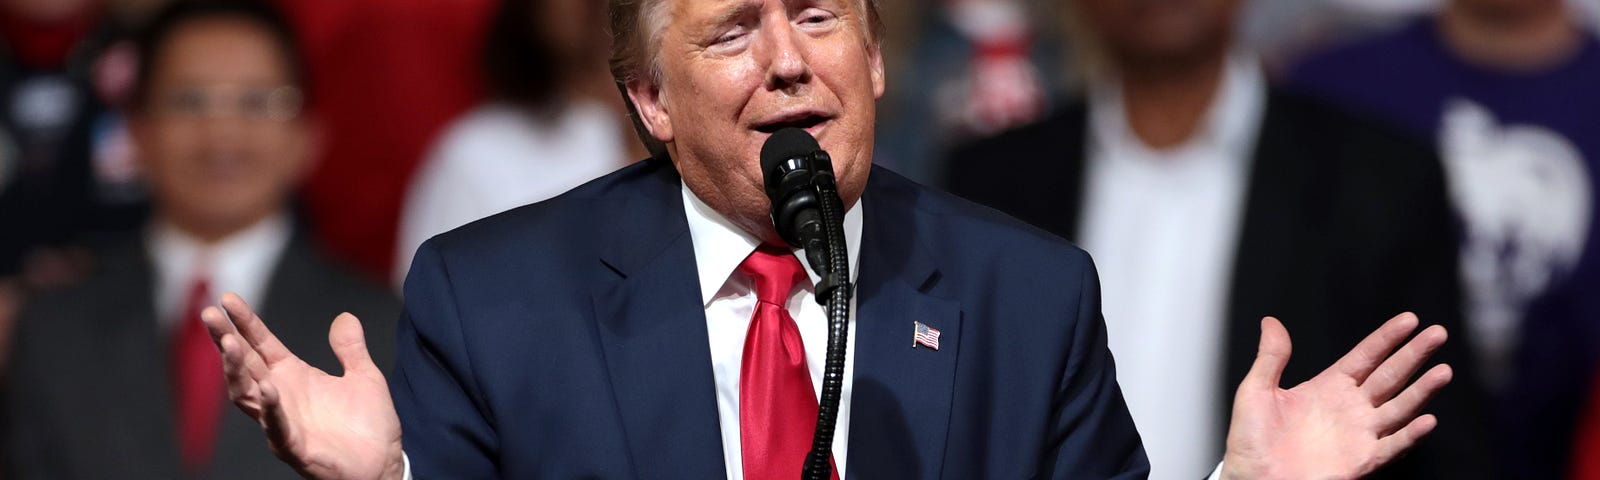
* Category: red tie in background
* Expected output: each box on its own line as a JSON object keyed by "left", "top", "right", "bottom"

{"left": 737, "top": 246, "right": 839, "bottom": 480}
{"left": 171, "top": 276, "right": 224, "bottom": 473}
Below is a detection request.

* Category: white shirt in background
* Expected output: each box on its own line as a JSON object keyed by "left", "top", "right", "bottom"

{"left": 1078, "top": 52, "right": 1266, "bottom": 479}
{"left": 148, "top": 212, "right": 293, "bottom": 332}
{"left": 394, "top": 100, "right": 629, "bottom": 286}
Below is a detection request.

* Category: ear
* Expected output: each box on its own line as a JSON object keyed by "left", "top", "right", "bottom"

{"left": 625, "top": 77, "right": 674, "bottom": 144}
{"left": 869, "top": 43, "right": 886, "bottom": 100}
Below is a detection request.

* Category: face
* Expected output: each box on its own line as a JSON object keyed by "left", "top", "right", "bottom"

{"left": 130, "top": 17, "right": 315, "bottom": 240}
{"left": 1, "top": 0, "right": 96, "bottom": 22}
{"left": 627, "top": 0, "right": 885, "bottom": 243}
{"left": 1075, "top": 0, "right": 1239, "bottom": 67}
{"left": 1454, "top": 0, "right": 1564, "bottom": 17}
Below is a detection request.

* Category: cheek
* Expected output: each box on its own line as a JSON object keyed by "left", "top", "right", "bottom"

{"left": 144, "top": 124, "right": 199, "bottom": 174}
{"left": 678, "top": 62, "right": 761, "bottom": 121}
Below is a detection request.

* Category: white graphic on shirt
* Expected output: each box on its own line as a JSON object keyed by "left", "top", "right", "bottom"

{"left": 1440, "top": 98, "right": 1592, "bottom": 387}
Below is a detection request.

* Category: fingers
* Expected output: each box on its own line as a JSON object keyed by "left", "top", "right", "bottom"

{"left": 258, "top": 379, "right": 296, "bottom": 454}
{"left": 209, "top": 304, "right": 273, "bottom": 414}
{"left": 1329, "top": 312, "right": 1420, "bottom": 382}
{"left": 1376, "top": 363, "right": 1453, "bottom": 434}
{"left": 1373, "top": 414, "right": 1438, "bottom": 469}
{"left": 220, "top": 333, "right": 270, "bottom": 417}
{"left": 219, "top": 293, "right": 295, "bottom": 366}
{"left": 1241, "top": 317, "right": 1293, "bottom": 391}
{"left": 204, "top": 307, "right": 262, "bottom": 379}
{"left": 329, "top": 312, "right": 378, "bottom": 376}
{"left": 201, "top": 305, "right": 239, "bottom": 347}
{"left": 1362, "top": 325, "right": 1448, "bottom": 404}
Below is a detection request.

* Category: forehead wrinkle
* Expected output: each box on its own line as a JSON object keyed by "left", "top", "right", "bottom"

{"left": 697, "top": 0, "right": 762, "bottom": 32}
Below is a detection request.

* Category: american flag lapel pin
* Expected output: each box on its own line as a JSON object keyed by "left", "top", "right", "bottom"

{"left": 913, "top": 321, "right": 941, "bottom": 350}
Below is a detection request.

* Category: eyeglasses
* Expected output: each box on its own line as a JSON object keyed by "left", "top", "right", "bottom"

{"left": 150, "top": 85, "right": 303, "bottom": 122}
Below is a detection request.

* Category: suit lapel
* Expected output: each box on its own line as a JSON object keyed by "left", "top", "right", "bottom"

{"left": 1224, "top": 93, "right": 1343, "bottom": 400}
{"left": 846, "top": 171, "right": 963, "bottom": 480}
{"left": 590, "top": 162, "right": 729, "bottom": 479}
{"left": 998, "top": 103, "right": 1092, "bottom": 241}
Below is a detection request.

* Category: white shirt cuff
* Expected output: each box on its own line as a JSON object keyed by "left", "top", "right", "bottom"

{"left": 402, "top": 452, "right": 412, "bottom": 480}
{"left": 1207, "top": 460, "right": 1224, "bottom": 480}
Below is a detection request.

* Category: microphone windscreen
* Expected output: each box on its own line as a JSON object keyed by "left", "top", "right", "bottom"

{"left": 760, "top": 127, "right": 822, "bottom": 177}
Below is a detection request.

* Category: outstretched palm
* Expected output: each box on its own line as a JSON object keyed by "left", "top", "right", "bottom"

{"left": 1222, "top": 313, "right": 1453, "bottom": 480}
{"left": 202, "top": 293, "right": 405, "bottom": 480}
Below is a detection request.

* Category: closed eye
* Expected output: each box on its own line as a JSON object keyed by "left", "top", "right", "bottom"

{"left": 797, "top": 8, "right": 836, "bottom": 26}
{"left": 707, "top": 24, "right": 753, "bottom": 53}
{"left": 715, "top": 28, "right": 748, "bottom": 45}
{"left": 794, "top": 7, "right": 838, "bottom": 32}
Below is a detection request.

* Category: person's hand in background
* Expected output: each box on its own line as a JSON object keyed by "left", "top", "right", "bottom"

{"left": 202, "top": 293, "right": 404, "bottom": 480}
{"left": 1223, "top": 313, "right": 1453, "bottom": 479}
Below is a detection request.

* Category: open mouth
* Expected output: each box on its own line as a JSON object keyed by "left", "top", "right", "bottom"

{"left": 754, "top": 112, "right": 831, "bottom": 134}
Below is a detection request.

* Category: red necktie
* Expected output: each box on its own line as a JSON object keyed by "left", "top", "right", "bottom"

{"left": 171, "top": 276, "right": 224, "bottom": 473}
{"left": 738, "top": 246, "right": 839, "bottom": 480}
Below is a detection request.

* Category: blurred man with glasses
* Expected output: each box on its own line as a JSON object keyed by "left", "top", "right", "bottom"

{"left": 2, "top": 2, "right": 397, "bottom": 478}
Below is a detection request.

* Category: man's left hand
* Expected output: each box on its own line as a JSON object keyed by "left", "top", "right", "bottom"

{"left": 1221, "top": 313, "right": 1452, "bottom": 480}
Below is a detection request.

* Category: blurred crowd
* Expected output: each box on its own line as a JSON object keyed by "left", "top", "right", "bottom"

{"left": 0, "top": 0, "right": 1597, "bottom": 478}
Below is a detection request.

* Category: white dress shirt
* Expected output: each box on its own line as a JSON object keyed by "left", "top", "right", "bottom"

{"left": 682, "top": 183, "right": 863, "bottom": 480}
{"left": 1078, "top": 52, "right": 1265, "bottom": 479}
{"left": 148, "top": 212, "right": 292, "bottom": 332}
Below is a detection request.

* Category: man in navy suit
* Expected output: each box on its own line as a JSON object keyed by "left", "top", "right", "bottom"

{"left": 197, "top": 0, "right": 1456, "bottom": 478}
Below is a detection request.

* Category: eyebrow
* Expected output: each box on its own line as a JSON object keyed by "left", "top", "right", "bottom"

{"left": 705, "top": 0, "right": 762, "bottom": 30}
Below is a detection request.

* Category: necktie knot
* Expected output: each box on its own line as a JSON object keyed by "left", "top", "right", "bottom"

{"left": 737, "top": 245, "right": 837, "bottom": 480}
{"left": 738, "top": 245, "right": 806, "bottom": 306}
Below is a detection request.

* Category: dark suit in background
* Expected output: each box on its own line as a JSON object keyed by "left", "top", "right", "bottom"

{"left": 392, "top": 158, "right": 1148, "bottom": 478}
{"left": 4, "top": 231, "right": 399, "bottom": 480}
{"left": 945, "top": 91, "right": 1495, "bottom": 479}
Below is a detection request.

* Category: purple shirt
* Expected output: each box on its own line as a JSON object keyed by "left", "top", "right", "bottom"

{"left": 1287, "top": 17, "right": 1600, "bottom": 478}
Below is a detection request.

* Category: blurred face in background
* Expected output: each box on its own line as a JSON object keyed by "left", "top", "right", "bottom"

{"left": 129, "top": 17, "right": 315, "bottom": 240}
{"left": 1075, "top": 0, "right": 1241, "bottom": 70}
{"left": 1453, "top": 0, "right": 1567, "bottom": 18}
{"left": 628, "top": 0, "right": 885, "bottom": 241}
{"left": 1, "top": 0, "right": 96, "bottom": 21}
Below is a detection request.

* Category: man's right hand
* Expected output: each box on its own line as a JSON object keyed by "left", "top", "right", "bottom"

{"left": 201, "top": 293, "right": 404, "bottom": 480}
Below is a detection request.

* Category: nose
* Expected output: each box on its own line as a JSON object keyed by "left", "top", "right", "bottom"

{"left": 201, "top": 115, "right": 246, "bottom": 147}
{"left": 760, "top": 16, "right": 812, "bottom": 92}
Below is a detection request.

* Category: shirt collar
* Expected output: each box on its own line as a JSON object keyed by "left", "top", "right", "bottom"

{"left": 1087, "top": 50, "right": 1267, "bottom": 163}
{"left": 147, "top": 211, "right": 293, "bottom": 328}
{"left": 681, "top": 181, "right": 863, "bottom": 307}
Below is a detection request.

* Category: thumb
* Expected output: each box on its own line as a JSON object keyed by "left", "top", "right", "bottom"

{"left": 329, "top": 313, "right": 377, "bottom": 375}
{"left": 1242, "top": 317, "right": 1292, "bottom": 391}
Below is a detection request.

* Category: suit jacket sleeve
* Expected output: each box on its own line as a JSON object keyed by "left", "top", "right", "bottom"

{"left": 391, "top": 240, "right": 500, "bottom": 479}
{"left": 1039, "top": 254, "right": 1150, "bottom": 478}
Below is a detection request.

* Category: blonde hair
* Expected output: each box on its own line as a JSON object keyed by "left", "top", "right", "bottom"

{"left": 607, "top": 0, "right": 885, "bottom": 86}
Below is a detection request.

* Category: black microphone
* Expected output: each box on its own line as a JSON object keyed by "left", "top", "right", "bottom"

{"left": 761, "top": 127, "right": 835, "bottom": 277}
{"left": 759, "top": 127, "right": 852, "bottom": 480}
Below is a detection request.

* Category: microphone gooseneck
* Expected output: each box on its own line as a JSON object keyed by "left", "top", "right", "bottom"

{"left": 759, "top": 128, "right": 852, "bottom": 480}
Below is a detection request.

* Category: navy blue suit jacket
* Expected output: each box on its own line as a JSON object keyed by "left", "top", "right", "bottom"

{"left": 392, "top": 158, "right": 1148, "bottom": 478}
